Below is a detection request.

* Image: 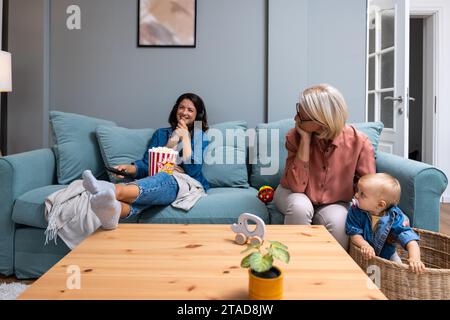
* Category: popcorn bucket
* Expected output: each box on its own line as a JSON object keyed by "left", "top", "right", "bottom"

{"left": 149, "top": 147, "right": 178, "bottom": 176}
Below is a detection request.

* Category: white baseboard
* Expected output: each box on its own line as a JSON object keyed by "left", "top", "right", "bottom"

{"left": 442, "top": 195, "right": 450, "bottom": 204}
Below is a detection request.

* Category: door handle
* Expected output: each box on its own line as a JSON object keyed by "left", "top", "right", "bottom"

{"left": 384, "top": 96, "right": 407, "bottom": 114}
{"left": 383, "top": 96, "right": 415, "bottom": 115}
{"left": 384, "top": 96, "right": 403, "bottom": 103}
{"left": 384, "top": 96, "right": 415, "bottom": 102}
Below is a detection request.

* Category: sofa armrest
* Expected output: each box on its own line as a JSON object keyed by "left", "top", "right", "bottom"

{"left": 376, "top": 151, "right": 448, "bottom": 232}
{"left": 0, "top": 148, "right": 56, "bottom": 276}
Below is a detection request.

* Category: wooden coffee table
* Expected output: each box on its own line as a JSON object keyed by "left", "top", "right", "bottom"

{"left": 19, "top": 224, "right": 386, "bottom": 300}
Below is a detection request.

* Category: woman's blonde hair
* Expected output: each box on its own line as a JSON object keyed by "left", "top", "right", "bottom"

{"left": 299, "top": 84, "right": 348, "bottom": 140}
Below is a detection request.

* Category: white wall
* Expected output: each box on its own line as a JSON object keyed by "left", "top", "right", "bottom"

{"left": 411, "top": 0, "right": 450, "bottom": 202}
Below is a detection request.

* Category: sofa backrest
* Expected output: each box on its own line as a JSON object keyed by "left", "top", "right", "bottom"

{"left": 49, "top": 111, "right": 384, "bottom": 192}
{"left": 249, "top": 119, "right": 294, "bottom": 189}
{"left": 249, "top": 120, "right": 384, "bottom": 189}
{"left": 50, "top": 111, "right": 253, "bottom": 188}
{"left": 202, "top": 120, "right": 250, "bottom": 188}
{"left": 50, "top": 111, "right": 116, "bottom": 184}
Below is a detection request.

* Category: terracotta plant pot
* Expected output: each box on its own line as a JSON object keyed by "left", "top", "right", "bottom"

{"left": 248, "top": 266, "right": 283, "bottom": 300}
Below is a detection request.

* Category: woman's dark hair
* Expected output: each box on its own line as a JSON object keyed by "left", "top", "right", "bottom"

{"left": 168, "top": 93, "right": 209, "bottom": 132}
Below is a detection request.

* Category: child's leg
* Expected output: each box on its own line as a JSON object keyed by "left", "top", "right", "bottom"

{"left": 390, "top": 252, "right": 402, "bottom": 263}
{"left": 127, "top": 172, "right": 179, "bottom": 216}
{"left": 88, "top": 192, "right": 134, "bottom": 228}
{"left": 83, "top": 170, "right": 134, "bottom": 228}
{"left": 82, "top": 170, "right": 178, "bottom": 226}
{"left": 83, "top": 169, "right": 140, "bottom": 205}
{"left": 82, "top": 170, "right": 115, "bottom": 194}
{"left": 120, "top": 202, "right": 132, "bottom": 219}
{"left": 115, "top": 184, "right": 140, "bottom": 203}
{"left": 89, "top": 189, "right": 121, "bottom": 230}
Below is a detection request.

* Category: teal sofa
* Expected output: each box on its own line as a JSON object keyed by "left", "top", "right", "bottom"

{"left": 0, "top": 114, "right": 447, "bottom": 279}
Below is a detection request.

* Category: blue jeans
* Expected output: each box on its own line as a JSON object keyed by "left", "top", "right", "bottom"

{"left": 128, "top": 172, "right": 179, "bottom": 216}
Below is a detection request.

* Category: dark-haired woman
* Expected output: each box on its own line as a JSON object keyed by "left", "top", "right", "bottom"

{"left": 81, "top": 93, "right": 210, "bottom": 229}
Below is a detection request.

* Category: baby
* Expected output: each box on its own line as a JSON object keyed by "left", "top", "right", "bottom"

{"left": 346, "top": 173, "right": 426, "bottom": 274}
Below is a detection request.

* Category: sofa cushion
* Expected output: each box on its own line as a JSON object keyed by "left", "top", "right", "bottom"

{"left": 250, "top": 120, "right": 384, "bottom": 189}
{"left": 202, "top": 121, "right": 249, "bottom": 188}
{"left": 249, "top": 119, "right": 293, "bottom": 189}
{"left": 96, "top": 125, "right": 155, "bottom": 182}
{"left": 50, "top": 111, "right": 116, "bottom": 184}
{"left": 351, "top": 121, "right": 384, "bottom": 156}
{"left": 12, "top": 185, "right": 67, "bottom": 229}
{"left": 137, "top": 187, "right": 268, "bottom": 224}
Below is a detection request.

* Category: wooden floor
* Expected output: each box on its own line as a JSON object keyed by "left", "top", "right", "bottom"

{"left": 0, "top": 276, "right": 34, "bottom": 285}
{"left": 1, "top": 203, "right": 450, "bottom": 287}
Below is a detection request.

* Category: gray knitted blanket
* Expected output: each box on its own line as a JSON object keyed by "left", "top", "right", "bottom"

{"left": 44, "top": 173, "right": 206, "bottom": 249}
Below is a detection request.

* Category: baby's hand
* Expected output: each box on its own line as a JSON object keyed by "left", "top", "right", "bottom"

{"left": 408, "top": 258, "right": 426, "bottom": 274}
{"left": 361, "top": 245, "right": 375, "bottom": 260}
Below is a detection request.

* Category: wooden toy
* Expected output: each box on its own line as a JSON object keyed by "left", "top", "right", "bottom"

{"left": 231, "top": 213, "right": 266, "bottom": 245}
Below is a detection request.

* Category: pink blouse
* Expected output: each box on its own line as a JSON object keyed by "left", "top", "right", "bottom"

{"left": 279, "top": 125, "right": 376, "bottom": 205}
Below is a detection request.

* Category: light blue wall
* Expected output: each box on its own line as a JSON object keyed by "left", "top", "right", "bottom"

{"left": 268, "top": 0, "right": 367, "bottom": 123}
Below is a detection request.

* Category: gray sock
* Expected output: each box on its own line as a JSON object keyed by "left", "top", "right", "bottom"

{"left": 82, "top": 170, "right": 115, "bottom": 195}
{"left": 90, "top": 189, "right": 121, "bottom": 230}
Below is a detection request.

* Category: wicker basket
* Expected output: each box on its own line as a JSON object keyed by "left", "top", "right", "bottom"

{"left": 349, "top": 228, "right": 449, "bottom": 300}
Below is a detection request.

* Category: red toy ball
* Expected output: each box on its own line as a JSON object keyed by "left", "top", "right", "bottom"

{"left": 258, "top": 186, "right": 274, "bottom": 204}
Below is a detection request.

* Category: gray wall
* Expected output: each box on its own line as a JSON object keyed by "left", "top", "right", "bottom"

{"left": 50, "top": 0, "right": 265, "bottom": 130}
{"left": 7, "top": 0, "right": 368, "bottom": 154}
{"left": 7, "top": 0, "right": 49, "bottom": 155}
{"left": 269, "top": 0, "right": 368, "bottom": 122}
{"left": 268, "top": 0, "right": 308, "bottom": 121}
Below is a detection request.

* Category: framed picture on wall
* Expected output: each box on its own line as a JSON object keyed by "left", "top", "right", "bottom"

{"left": 138, "top": 0, "right": 197, "bottom": 47}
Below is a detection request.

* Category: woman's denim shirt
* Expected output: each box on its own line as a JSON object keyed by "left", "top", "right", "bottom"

{"left": 133, "top": 127, "right": 210, "bottom": 191}
{"left": 345, "top": 204, "right": 420, "bottom": 259}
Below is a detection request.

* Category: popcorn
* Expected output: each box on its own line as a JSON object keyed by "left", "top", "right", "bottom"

{"left": 149, "top": 147, "right": 178, "bottom": 176}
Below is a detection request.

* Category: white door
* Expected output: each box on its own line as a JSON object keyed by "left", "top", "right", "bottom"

{"left": 367, "top": 0, "right": 410, "bottom": 157}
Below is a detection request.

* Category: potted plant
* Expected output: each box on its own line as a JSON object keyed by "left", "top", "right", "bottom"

{"left": 240, "top": 240, "right": 290, "bottom": 300}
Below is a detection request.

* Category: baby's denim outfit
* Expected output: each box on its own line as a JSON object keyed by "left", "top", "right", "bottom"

{"left": 345, "top": 204, "right": 420, "bottom": 260}
{"left": 128, "top": 127, "right": 209, "bottom": 216}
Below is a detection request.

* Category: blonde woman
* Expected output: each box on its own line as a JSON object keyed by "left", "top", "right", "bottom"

{"left": 273, "top": 84, "right": 376, "bottom": 250}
